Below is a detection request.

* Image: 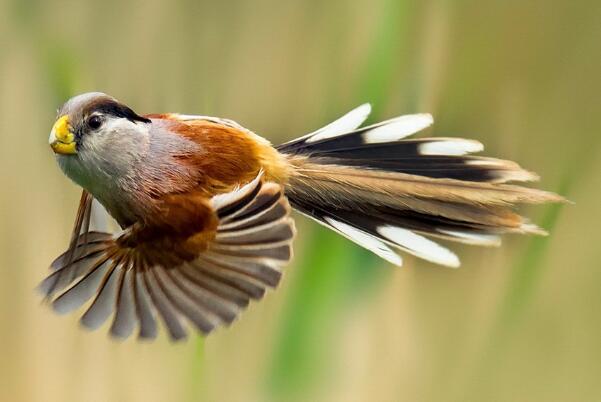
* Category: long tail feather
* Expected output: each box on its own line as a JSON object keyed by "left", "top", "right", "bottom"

{"left": 279, "top": 106, "right": 564, "bottom": 267}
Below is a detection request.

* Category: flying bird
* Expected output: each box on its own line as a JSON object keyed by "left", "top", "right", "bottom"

{"left": 40, "top": 92, "right": 563, "bottom": 340}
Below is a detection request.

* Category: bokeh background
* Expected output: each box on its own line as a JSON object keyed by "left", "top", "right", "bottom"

{"left": 1, "top": 0, "right": 600, "bottom": 401}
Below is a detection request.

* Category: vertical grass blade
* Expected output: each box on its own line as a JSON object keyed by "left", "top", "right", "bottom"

{"left": 265, "top": 0, "right": 411, "bottom": 399}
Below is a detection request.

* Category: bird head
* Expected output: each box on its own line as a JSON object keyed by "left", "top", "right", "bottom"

{"left": 49, "top": 92, "right": 152, "bottom": 193}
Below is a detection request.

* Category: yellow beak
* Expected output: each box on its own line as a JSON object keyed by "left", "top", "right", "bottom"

{"left": 49, "top": 115, "right": 77, "bottom": 155}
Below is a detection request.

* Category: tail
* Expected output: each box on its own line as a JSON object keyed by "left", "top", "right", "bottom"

{"left": 277, "top": 104, "right": 564, "bottom": 268}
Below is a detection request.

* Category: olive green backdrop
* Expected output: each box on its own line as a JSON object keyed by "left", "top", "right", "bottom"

{"left": 1, "top": 0, "right": 600, "bottom": 401}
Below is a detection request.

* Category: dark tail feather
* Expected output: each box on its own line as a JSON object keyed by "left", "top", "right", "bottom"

{"left": 277, "top": 105, "right": 564, "bottom": 267}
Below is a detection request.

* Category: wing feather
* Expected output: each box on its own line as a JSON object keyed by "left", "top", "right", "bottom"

{"left": 110, "top": 265, "right": 137, "bottom": 339}
{"left": 40, "top": 174, "right": 295, "bottom": 340}
{"left": 142, "top": 268, "right": 188, "bottom": 341}
{"left": 133, "top": 266, "right": 158, "bottom": 340}
{"left": 80, "top": 259, "right": 122, "bottom": 329}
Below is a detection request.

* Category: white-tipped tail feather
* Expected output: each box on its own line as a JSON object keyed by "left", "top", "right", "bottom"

{"left": 436, "top": 229, "right": 502, "bottom": 246}
{"left": 377, "top": 225, "right": 460, "bottom": 268}
{"left": 418, "top": 138, "right": 484, "bottom": 156}
{"left": 299, "top": 103, "right": 372, "bottom": 143}
{"left": 361, "top": 114, "right": 433, "bottom": 144}
{"left": 279, "top": 104, "right": 564, "bottom": 268}
{"left": 325, "top": 218, "right": 403, "bottom": 266}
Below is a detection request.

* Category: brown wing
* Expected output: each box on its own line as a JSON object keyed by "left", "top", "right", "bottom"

{"left": 39, "top": 174, "right": 296, "bottom": 341}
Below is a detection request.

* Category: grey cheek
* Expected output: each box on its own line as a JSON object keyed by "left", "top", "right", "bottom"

{"left": 56, "top": 154, "right": 88, "bottom": 188}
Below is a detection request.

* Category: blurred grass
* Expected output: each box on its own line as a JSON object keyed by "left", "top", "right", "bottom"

{"left": 267, "top": 1, "right": 408, "bottom": 398}
{"left": 0, "top": 0, "right": 600, "bottom": 401}
{"left": 496, "top": 180, "right": 572, "bottom": 334}
{"left": 463, "top": 183, "right": 569, "bottom": 401}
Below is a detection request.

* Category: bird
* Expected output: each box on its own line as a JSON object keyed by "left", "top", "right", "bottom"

{"left": 40, "top": 92, "right": 564, "bottom": 341}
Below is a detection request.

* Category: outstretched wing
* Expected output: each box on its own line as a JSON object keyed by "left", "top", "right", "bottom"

{"left": 39, "top": 175, "right": 296, "bottom": 341}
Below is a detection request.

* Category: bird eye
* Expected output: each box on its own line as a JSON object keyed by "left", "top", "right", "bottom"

{"left": 87, "top": 115, "right": 103, "bottom": 130}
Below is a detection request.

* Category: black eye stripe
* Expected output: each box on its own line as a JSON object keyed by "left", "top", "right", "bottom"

{"left": 71, "top": 97, "right": 150, "bottom": 144}
{"left": 85, "top": 99, "right": 150, "bottom": 124}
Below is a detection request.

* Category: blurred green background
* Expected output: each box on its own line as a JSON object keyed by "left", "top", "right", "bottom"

{"left": 1, "top": 0, "right": 600, "bottom": 401}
